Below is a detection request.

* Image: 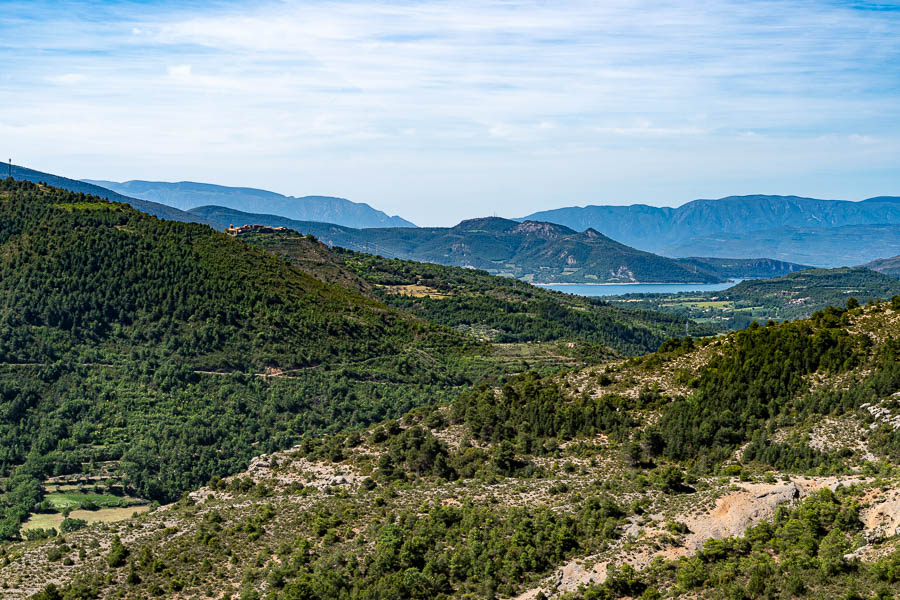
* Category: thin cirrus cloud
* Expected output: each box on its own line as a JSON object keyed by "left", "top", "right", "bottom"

{"left": 0, "top": 0, "right": 898, "bottom": 225}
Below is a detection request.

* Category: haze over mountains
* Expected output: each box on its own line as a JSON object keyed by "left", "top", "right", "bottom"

{"left": 665, "top": 224, "right": 900, "bottom": 267}
{"left": 8, "top": 164, "right": 898, "bottom": 277}
{"left": 192, "top": 206, "right": 809, "bottom": 284}
{"left": 524, "top": 194, "right": 900, "bottom": 265}
{"left": 84, "top": 179, "right": 416, "bottom": 229}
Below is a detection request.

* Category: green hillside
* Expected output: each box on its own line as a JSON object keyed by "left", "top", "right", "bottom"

{"left": 0, "top": 180, "right": 484, "bottom": 538}
{"left": 1, "top": 180, "right": 690, "bottom": 542}
{"left": 242, "top": 229, "right": 716, "bottom": 354}
{"left": 8, "top": 298, "right": 900, "bottom": 600}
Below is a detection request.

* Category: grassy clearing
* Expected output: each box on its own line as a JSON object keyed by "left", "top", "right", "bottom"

{"left": 43, "top": 492, "right": 136, "bottom": 510}
{"left": 46, "top": 484, "right": 83, "bottom": 492}
{"left": 21, "top": 505, "right": 150, "bottom": 531}
{"left": 676, "top": 300, "right": 733, "bottom": 308}
{"left": 377, "top": 283, "right": 451, "bottom": 298}
{"left": 52, "top": 202, "right": 111, "bottom": 211}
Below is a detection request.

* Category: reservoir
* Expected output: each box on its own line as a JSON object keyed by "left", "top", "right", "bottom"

{"left": 540, "top": 281, "right": 742, "bottom": 297}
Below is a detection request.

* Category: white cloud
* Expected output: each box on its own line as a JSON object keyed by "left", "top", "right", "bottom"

{"left": 1, "top": 0, "right": 899, "bottom": 224}
{"left": 166, "top": 64, "right": 192, "bottom": 80}
{"left": 48, "top": 73, "right": 87, "bottom": 85}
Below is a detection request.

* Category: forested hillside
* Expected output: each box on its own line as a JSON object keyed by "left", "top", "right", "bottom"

{"left": 1, "top": 180, "right": 694, "bottom": 547}
{"left": 0, "top": 180, "right": 484, "bottom": 539}
{"left": 674, "top": 256, "right": 810, "bottom": 278}
{"left": 8, "top": 296, "right": 900, "bottom": 600}
{"left": 243, "top": 230, "right": 714, "bottom": 354}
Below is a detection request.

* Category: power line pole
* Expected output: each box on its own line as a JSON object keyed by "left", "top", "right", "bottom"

{"left": 7, "top": 159, "right": 10, "bottom": 178}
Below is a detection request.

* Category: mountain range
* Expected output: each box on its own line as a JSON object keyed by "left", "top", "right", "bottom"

{"left": 523, "top": 194, "right": 900, "bottom": 265}
{"left": 665, "top": 224, "right": 900, "bottom": 267}
{"left": 192, "top": 206, "right": 809, "bottom": 284}
{"left": 84, "top": 179, "right": 417, "bottom": 229}
{"left": 10, "top": 164, "right": 898, "bottom": 275}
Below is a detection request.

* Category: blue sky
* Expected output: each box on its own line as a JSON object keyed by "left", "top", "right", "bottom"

{"left": 1, "top": 0, "right": 899, "bottom": 225}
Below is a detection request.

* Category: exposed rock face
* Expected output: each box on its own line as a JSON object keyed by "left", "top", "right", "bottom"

{"left": 513, "top": 221, "right": 570, "bottom": 239}
{"left": 514, "top": 477, "right": 872, "bottom": 600}
{"left": 862, "top": 488, "right": 900, "bottom": 541}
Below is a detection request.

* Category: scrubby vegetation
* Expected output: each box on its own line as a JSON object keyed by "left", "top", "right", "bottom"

{"left": 566, "top": 487, "right": 900, "bottom": 600}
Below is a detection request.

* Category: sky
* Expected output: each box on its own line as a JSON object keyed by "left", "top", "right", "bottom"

{"left": 1, "top": 0, "right": 899, "bottom": 225}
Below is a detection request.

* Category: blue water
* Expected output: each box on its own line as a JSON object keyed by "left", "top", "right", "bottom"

{"left": 540, "top": 281, "right": 742, "bottom": 297}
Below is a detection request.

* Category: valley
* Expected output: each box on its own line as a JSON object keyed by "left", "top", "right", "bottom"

{"left": 2, "top": 180, "right": 900, "bottom": 600}
{"left": 607, "top": 267, "right": 900, "bottom": 328}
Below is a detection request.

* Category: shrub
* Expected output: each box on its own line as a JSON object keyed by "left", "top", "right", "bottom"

{"left": 107, "top": 535, "right": 128, "bottom": 568}
{"left": 60, "top": 518, "right": 88, "bottom": 533}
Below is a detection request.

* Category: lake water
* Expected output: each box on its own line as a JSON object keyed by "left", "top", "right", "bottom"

{"left": 540, "top": 281, "right": 742, "bottom": 297}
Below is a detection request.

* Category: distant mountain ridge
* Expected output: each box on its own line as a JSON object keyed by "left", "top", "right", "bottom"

{"left": 84, "top": 179, "right": 417, "bottom": 229}
{"left": 675, "top": 257, "right": 811, "bottom": 279}
{"left": 522, "top": 194, "right": 900, "bottom": 261}
{"left": 4, "top": 164, "right": 222, "bottom": 229}
{"left": 862, "top": 255, "right": 900, "bottom": 278}
{"left": 191, "top": 205, "right": 804, "bottom": 284}
{"left": 666, "top": 224, "right": 900, "bottom": 267}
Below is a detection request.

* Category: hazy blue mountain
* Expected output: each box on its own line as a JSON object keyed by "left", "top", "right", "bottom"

{"left": 4, "top": 164, "right": 222, "bottom": 229}
{"left": 675, "top": 257, "right": 812, "bottom": 279}
{"left": 190, "top": 206, "right": 726, "bottom": 284}
{"left": 862, "top": 255, "right": 900, "bottom": 278}
{"left": 861, "top": 196, "right": 900, "bottom": 203}
{"left": 522, "top": 194, "right": 900, "bottom": 253}
{"left": 84, "top": 179, "right": 417, "bottom": 229}
{"left": 665, "top": 224, "right": 900, "bottom": 267}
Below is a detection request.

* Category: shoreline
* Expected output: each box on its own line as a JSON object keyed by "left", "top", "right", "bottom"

{"left": 533, "top": 281, "right": 733, "bottom": 286}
